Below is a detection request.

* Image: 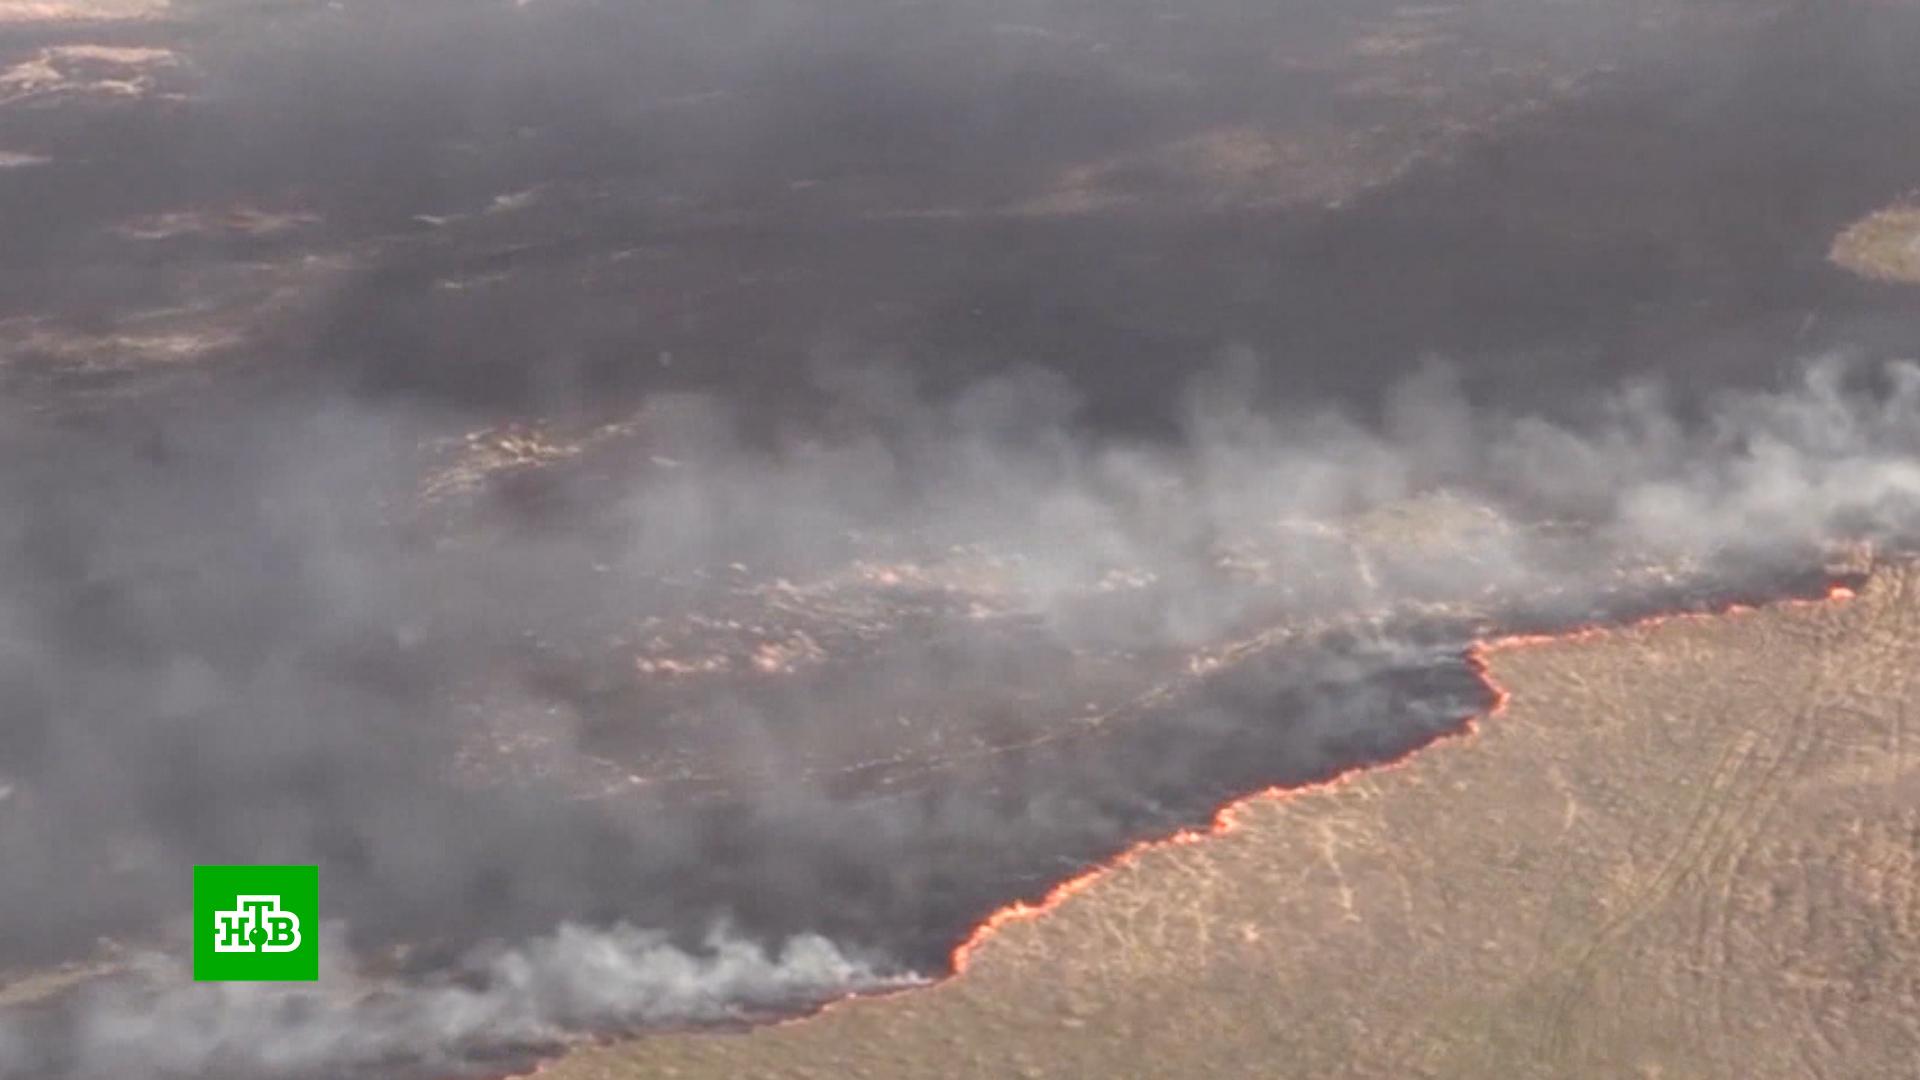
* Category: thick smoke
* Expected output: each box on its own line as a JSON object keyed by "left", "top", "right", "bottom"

{"left": 2, "top": 353, "right": 1918, "bottom": 1077}
{"left": 5, "top": 0, "right": 1920, "bottom": 1076}
{"left": 1182, "top": 355, "right": 1920, "bottom": 568}
{"left": 3, "top": 924, "right": 909, "bottom": 1079}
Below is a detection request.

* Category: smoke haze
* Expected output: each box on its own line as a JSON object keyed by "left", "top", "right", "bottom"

{"left": 2, "top": 354, "right": 1917, "bottom": 1077}
{"left": 3, "top": 0, "right": 1920, "bottom": 1076}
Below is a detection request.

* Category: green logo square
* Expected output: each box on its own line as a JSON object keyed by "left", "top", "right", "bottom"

{"left": 193, "top": 865, "right": 319, "bottom": 981}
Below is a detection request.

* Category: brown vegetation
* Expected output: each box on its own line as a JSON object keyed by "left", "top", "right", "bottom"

{"left": 546, "top": 562, "right": 1920, "bottom": 1079}
{"left": 1832, "top": 203, "right": 1920, "bottom": 284}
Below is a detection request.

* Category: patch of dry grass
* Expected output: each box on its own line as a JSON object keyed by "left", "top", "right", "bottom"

{"left": 1831, "top": 203, "right": 1920, "bottom": 284}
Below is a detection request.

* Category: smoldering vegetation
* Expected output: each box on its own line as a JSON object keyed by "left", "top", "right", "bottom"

{"left": 2, "top": 926, "right": 906, "bottom": 1079}
{"left": 0, "top": 352, "right": 1917, "bottom": 1078}
{"left": 3, "top": 0, "right": 1920, "bottom": 1077}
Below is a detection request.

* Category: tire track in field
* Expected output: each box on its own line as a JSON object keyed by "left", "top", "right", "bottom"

{"left": 1531, "top": 608, "right": 1847, "bottom": 1072}
{"left": 1683, "top": 612, "right": 1848, "bottom": 1080}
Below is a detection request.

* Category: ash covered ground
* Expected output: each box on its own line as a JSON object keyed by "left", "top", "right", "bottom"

{"left": 2, "top": 1, "right": 1920, "bottom": 1077}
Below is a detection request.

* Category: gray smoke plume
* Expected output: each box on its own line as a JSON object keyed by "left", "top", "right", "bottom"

{"left": 5, "top": 0, "right": 1920, "bottom": 1076}
{"left": 1, "top": 354, "right": 1915, "bottom": 1080}
{"left": 2, "top": 924, "right": 912, "bottom": 1079}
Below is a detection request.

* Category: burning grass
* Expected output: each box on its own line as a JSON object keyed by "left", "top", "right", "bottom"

{"left": 538, "top": 565, "right": 1911, "bottom": 1080}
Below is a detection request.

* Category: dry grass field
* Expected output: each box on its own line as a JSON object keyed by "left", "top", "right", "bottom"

{"left": 544, "top": 562, "right": 1920, "bottom": 1080}
{"left": 1832, "top": 203, "right": 1920, "bottom": 284}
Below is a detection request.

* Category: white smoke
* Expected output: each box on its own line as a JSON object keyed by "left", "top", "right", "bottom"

{"left": 4, "top": 355, "right": 1918, "bottom": 1080}
{"left": 1174, "top": 355, "right": 1920, "bottom": 566}
{"left": 5, "top": 925, "right": 912, "bottom": 1080}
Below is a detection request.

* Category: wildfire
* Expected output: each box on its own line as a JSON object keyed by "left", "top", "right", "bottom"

{"left": 943, "top": 577, "right": 1862, "bottom": 977}
{"left": 1479, "top": 581, "right": 1860, "bottom": 654}
{"left": 472, "top": 574, "right": 1871, "bottom": 1080}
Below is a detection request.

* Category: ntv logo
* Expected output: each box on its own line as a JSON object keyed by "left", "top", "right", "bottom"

{"left": 194, "top": 865, "right": 319, "bottom": 981}
{"left": 213, "top": 895, "right": 302, "bottom": 953}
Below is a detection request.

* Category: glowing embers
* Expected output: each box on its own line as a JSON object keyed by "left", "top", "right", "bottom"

{"left": 417, "top": 418, "right": 649, "bottom": 503}
{"left": 943, "top": 577, "right": 1863, "bottom": 980}
{"left": 0, "top": 315, "right": 243, "bottom": 381}
{"left": 631, "top": 625, "right": 826, "bottom": 679}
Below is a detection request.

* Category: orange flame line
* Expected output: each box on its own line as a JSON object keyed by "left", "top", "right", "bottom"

{"left": 493, "top": 580, "right": 1862, "bottom": 1078}
{"left": 944, "top": 580, "right": 1860, "bottom": 975}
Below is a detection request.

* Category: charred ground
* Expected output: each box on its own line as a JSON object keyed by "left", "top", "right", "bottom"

{"left": 2, "top": 1, "right": 1920, "bottom": 1078}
